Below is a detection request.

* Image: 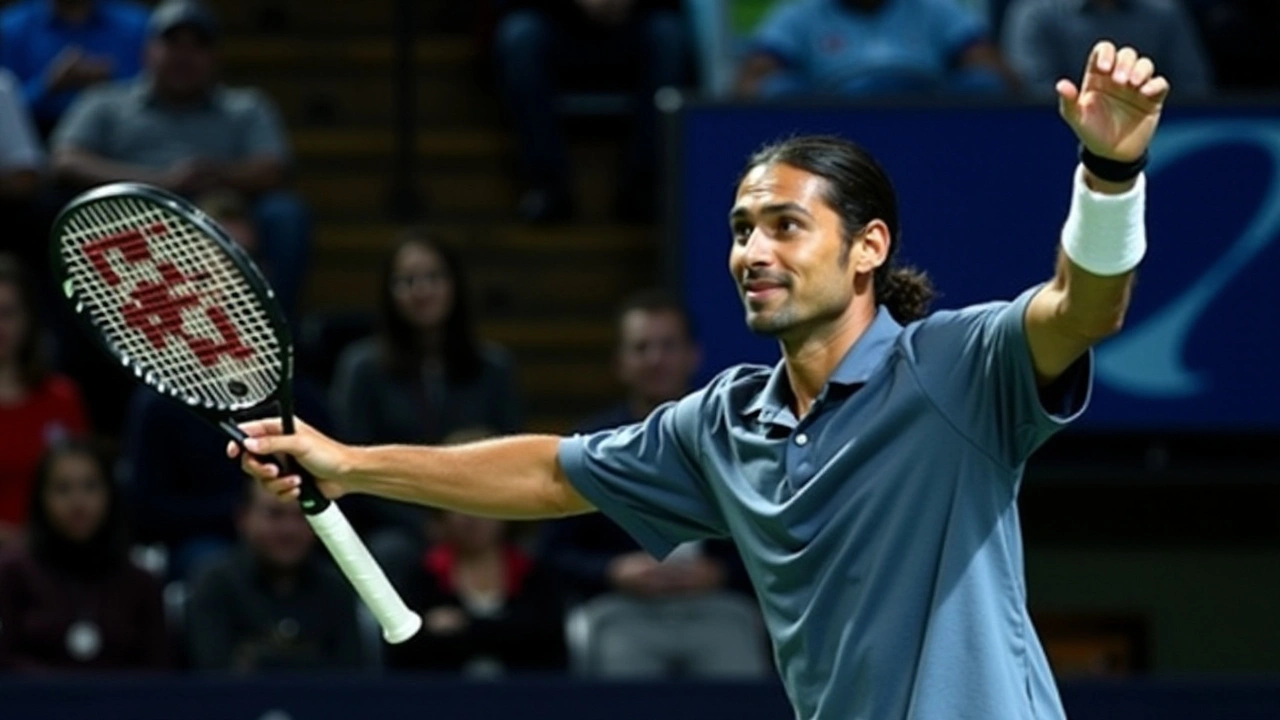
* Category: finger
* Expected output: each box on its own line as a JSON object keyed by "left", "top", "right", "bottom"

{"left": 227, "top": 440, "right": 241, "bottom": 459}
{"left": 1129, "top": 56, "right": 1155, "bottom": 87}
{"left": 242, "top": 432, "right": 307, "bottom": 457}
{"left": 263, "top": 476, "right": 302, "bottom": 501}
{"left": 237, "top": 417, "right": 284, "bottom": 438}
{"left": 1112, "top": 46, "right": 1138, "bottom": 85}
{"left": 1056, "top": 79, "right": 1080, "bottom": 120}
{"left": 1092, "top": 41, "right": 1117, "bottom": 74}
{"left": 1139, "top": 75, "right": 1170, "bottom": 101}
{"left": 240, "top": 454, "right": 281, "bottom": 480}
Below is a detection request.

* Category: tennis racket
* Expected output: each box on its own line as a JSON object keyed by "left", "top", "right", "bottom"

{"left": 50, "top": 181, "right": 423, "bottom": 644}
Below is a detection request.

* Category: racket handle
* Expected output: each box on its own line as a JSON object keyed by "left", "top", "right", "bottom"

{"left": 307, "top": 504, "right": 423, "bottom": 644}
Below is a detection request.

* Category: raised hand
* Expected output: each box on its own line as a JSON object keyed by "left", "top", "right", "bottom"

{"left": 1056, "top": 41, "right": 1171, "bottom": 163}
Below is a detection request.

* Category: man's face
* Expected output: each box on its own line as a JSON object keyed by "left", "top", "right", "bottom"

{"left": 617, "top": 309, "right": 699, "bottom": 405}
{"left": 147, "top": 27, "right": 216, "bottom": 98}
{"left": 239, "top": 486, "right": 314, "bottom": 571}
{"left": 728, "top": 163, "right": 860, "bottom": 339}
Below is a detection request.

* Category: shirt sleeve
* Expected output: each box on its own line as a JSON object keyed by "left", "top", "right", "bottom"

{"left": 50, "top": 88, "right": 111, "bottom": 153}
{"left": 907, "top": 285, "right": 1092, "bottom": 468}
{"left": 748, "top": 0, "right": 811, "bottom": 69}
{"left": 240, "top": 90, "right": 290, "bottom": 161}
{"left": 0, "top": 70, "right": 42, "bottom": 172}
{"left": 557, "top": 391, "right": 727, "bottom": 560}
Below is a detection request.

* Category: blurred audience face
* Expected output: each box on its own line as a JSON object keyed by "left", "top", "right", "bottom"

{"left": 618, "top": 308, "right": 699, "bottom": 406}
{"left": 0, "top": 280, "right": 27, "bottom": 366}
{"left": 239, "top": 484, "right": 314, "bottom": 571}
{"left": 43, "top": 449, "right": 109, "bottom": 543}
{"left": 437, "top": 512, "right": 505, "bottom": 556}
{"left": 390, "top": 242, "right": 455, "bottom": 332}
{"left": 148, "top": 27, "right": 216, "bottom": 101}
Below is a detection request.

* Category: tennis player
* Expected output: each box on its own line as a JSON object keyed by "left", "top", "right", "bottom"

{"left": 232, "top": 41, "right": 1166, "bottom": 720}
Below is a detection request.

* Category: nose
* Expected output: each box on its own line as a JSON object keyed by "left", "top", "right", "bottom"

{"left": 742, "top": 228, "right": 776, "bottom": 270}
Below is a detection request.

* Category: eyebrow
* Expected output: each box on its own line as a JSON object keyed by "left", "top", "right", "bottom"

{"left": 728, "top": 202, "right": 814, "bottom": 223}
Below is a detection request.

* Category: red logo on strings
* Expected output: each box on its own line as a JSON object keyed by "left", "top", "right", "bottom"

{"left": 82, "top": 224, "right": 255, "bottom": 367}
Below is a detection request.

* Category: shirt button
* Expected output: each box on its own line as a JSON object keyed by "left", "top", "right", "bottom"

{"left": 795, "top": 433, "right": 809, "bottom": 446}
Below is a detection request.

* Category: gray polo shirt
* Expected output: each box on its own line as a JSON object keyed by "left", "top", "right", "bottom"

{"left": 51, "top": 77, "right": 289, "bottom": 166}
{"left": 1001, "top": 0, "right": 1212, "bottom": 96}
{"left": 559, "top": 286, "right": 1090, "bottom": 720}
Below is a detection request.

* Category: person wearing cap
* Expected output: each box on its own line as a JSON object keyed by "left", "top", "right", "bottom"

{"left": 0, "top": 0, "right": 149, "bottom": 138}
{"left": 49, "top": 0, "right": 311, "bottom": 324}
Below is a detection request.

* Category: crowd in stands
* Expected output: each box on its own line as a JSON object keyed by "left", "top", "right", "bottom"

{"left": 0, "top": 0, "right": 1276, "bottom": 678}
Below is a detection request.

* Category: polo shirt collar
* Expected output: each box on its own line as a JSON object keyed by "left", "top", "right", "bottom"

{"left": 742, "top": 304, "right": 903, "bottom": 424}
{"left": 131, "top": 76, "right": 222, "bottom": 109}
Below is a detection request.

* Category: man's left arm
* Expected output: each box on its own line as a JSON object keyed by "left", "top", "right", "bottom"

{"left": 1025, "top": 41, "right": 1170, "bottom": 386}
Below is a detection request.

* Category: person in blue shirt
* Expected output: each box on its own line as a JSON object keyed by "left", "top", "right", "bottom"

{"left": 735, "top": 0, "right": 1020, "bottom": 98}
{"left": 0, "top": 0, "right": 149, "bottom": 137}
{"left": 230, "top": 41, "right": 1167, "bottom": 720}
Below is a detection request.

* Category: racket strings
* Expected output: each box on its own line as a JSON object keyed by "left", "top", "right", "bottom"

{"left": 60, "top": 196, "right": 282, "bottom": 410}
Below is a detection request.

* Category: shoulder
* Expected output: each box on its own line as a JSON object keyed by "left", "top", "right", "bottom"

{"left": 72, "top": 80, "right": 137, "bottom": 110}
{"left": 696, "top": 363, "right": 774, "bottom": 416}
{"left": 214, "top": 86, "right": 279, "bottom": 116}
{"left": 335, "top": 336, "right": 381, "bottom": 373}
{"left": 0, "top": 1, "right": 36, "bottom": 29}
{"left": 0, "top": 68, "right": 18, "bottom": 95}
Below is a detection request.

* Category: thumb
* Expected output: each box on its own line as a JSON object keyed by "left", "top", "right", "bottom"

{"left": 1056, "top": 79, "right": 1081, "bottom": 120}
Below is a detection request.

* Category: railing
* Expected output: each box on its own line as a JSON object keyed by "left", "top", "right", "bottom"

{"left": 3, "top": 675, "right": 1279, "bottom": 720}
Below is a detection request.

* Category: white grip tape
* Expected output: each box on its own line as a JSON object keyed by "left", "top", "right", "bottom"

{"left": 307, "top": 504, "right": 422, "bottom": 644}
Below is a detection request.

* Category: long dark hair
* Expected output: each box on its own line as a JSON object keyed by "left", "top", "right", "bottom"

{"left": 26, "top": 439, "right": 129, "bottom": 576}
{"left": 0, "top": 253, "right": 50, "bottom": 388}
{"left": 740, "top": 135, "right": 935, "bottom": 323}
{"left": 375, "top": 229, "right": 484, "bottom": 384}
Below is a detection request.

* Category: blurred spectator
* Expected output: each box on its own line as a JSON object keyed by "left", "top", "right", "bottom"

{"left": 119, "top": 380, "right": 331, "bottom": 584}
{"left": 0, "top": 69, "right": 46, "bottom": 281}
{"left": 735, "top": 0, "right": 1018, "bottom": 99}
{"left": 0, "top": 254, "right": 88, "bottom": 550}
{"left": 185, "top": 480, "right": 365, "bottom": 673}
{"left": 386, "top": 432, "right": 566, "bottom": 676}
{"left": 0, "top": 0, "right": 149, "bottom": 138}
{"left": 331, "top": 229, "right": 523, "bottom": 584}
{"left": 493, "top": 0, "right": 690, "bottom": 223}
{"left": 541, "top": 290, "right": 768, "bottom": 678}
{"left": 1187, "top": 0, "right": 1280, "bottom": 92}
{"left": 1002, "top": 0, "right": 1212, "bottom": 97}
{"left": 49, "top": 0, "right": 311, "bottom": 320}
{"left": 0, "top": 439, "right": 169, "bottom": 671}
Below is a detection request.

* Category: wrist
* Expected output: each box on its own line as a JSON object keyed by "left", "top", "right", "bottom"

{"left": 334, "top": 444, "right": 365, "bottom": 493}
{"left": 1061, "top": 164, "right": 1147, "bottom": 276}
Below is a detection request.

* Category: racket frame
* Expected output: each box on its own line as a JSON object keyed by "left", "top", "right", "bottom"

{"left": 50, "top": 181, "right": 330, "bottom": 514}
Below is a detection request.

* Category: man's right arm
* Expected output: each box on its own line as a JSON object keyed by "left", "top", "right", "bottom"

{"left": 233, "top": 419, "right": 596, "bottom": 521}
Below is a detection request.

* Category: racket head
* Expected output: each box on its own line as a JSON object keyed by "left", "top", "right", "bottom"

{"left": 50, "top": 182, "right": 293, "bottom": 415}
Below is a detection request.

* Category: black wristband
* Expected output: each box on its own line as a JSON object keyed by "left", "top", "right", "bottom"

{"left": 1079, "top": 145, "right": 1148, "bottom": 183}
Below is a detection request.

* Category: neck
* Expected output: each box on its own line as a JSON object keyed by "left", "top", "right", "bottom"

{"left": 779, "top": 300, "right": 876, "bottom": 418}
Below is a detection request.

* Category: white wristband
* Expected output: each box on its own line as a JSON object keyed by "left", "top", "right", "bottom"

{"left": 1060, "top": 163, "right": 1147, "bottom": 276}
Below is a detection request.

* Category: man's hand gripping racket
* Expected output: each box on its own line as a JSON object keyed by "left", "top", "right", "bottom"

{"left": 50, "top": 182, "right": 422, "bottom": 644}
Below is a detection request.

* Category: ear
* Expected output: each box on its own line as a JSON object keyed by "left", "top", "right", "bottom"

{"left": 851, "top": 219, "right": 892, "bottom": 275}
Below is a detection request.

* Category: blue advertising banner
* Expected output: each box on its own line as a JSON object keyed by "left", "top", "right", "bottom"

{"left": 670, "top": 101, "right": 1280, "bottom": 432}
